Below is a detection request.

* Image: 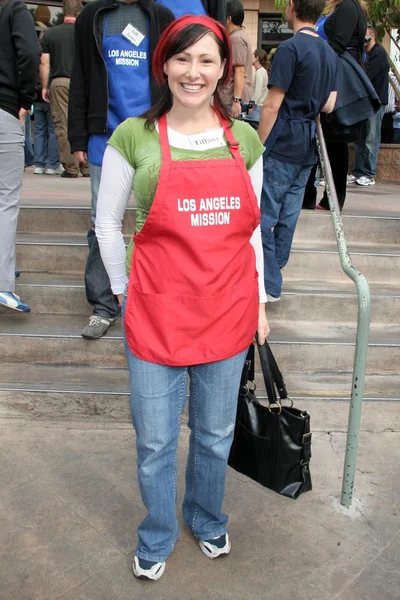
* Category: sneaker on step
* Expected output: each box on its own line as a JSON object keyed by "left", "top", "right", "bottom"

{"left": 132, "top": 556, "right": 166, "bottom": 581}
{"left": 33, "top": 166, "right": 45, "bottom": 175}
{"left": 0, "top": 292, "right": 31, "bottom": 312}
{"left": 81, "top": 314, "right": 119, "bottom": 340}
{"left": 356, "top": 176, "right": 375, "bottom": 186}
{"left": 199, "top": 533, "right": 231, "bottom": 559}
{"left": 346, "top": 174, "right": 357, "bottom": 184}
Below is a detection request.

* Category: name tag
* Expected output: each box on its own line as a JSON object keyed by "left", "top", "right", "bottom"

{"left": 188, "top": 131, "right": 226, "bottom": 151}
{"left": 122, "top": 23, "right": 145, "bottom": 47}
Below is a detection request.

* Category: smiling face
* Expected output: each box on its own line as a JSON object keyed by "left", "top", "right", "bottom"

{"left": 163, "top": 33, "right": 225, "bottom": 112}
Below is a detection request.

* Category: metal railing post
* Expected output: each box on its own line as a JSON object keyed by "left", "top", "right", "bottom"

{"left": 315, "top": 117, "right": 372, "bottom": 508}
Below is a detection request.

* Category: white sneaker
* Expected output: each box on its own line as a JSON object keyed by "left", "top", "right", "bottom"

{"left": 56, "top": 164, "right": 65, "bottom": 174}
{"left": 33, "top": 167, "right": 45, "bottom": 175}
{"left": 199, "top": 534, "right": 231, "bottom": 559}
{"left": 267, "top": 294, "right": 281, "bottom": 303}
{"left": 356, "top": 176, "right": 375, "bottom": 186}
{"left": 346, "top": 174, "right": 357, "bottom": 184}
{"left": 132, "top": 556, "right": 166, "bottom": 581}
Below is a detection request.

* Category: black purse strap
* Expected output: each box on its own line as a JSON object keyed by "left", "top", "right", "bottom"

{"left": 264, "top": 342, "right": 288, "bottom": 400}
{"left": 257, "top": 339, "right": 288, "bottom": 404}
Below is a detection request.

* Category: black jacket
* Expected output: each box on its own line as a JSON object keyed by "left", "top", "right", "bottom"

{"left": 0, "top": 0, "right": 41, "bottom": 118}
{"left": 201, "top": 0, "right": 226, "bottom": 23}
{"left": 324, "top": 0, "right": 367, "bottom": 58}
{"left": 68, "top": 0, "right": 174, "bottom": 153}
{"left": 366, "top": 43, "right": 389, "bottom": 105}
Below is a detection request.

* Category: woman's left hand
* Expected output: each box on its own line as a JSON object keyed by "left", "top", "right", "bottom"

{"left": 257, "top": 303, "right": 270, "bottom": 345}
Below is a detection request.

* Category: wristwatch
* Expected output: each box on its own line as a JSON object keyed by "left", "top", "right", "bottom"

{"left": 233, "top": 97, "right": 242, "bottom": 103}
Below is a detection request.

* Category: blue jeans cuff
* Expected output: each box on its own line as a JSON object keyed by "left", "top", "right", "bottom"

{"left": 196, "top": 527, "right": 227, "bottom": 541}
{"left": 135, "top": 549, "right": 171, "bottom": 563}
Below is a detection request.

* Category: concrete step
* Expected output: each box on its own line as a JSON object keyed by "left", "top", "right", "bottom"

{"left": 293, "top": 213, "right": 400, "bottom": 245}
{"left": 286, "top": 243, "right": 400, "bottom": 285}
{"left": 17, "top": 206, "right": 136, "bottom": 234}
{"left": 13, "top": 275, "right": 400, "bottom": 324}
{"left": 15, "top": 233, "right": 400, "bottom": 284}
{"left": 0, "top": 314, "right": 398, "bottom": 373}
{"left": 0, "top": 363, "right": 398, "bottom": 430}
{"left": 18, "top": 205, "right": 400, "bottom": 247}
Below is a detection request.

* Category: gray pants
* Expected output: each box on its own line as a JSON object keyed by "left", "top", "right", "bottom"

{"left": 0, "top": 108, "right": 24, "bottom": 292}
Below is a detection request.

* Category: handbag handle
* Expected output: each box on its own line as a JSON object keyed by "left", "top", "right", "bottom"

{"left": 256, "top": 339, "right": 289, "bottom": 405}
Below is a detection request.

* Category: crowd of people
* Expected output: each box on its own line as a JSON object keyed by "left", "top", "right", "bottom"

{"left": 0, "top": 0, "right": 394, "bottom": 584}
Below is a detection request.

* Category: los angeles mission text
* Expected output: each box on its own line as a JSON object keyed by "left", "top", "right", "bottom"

{"left": 177, "top": 196, "right": 242, "bottom": 227}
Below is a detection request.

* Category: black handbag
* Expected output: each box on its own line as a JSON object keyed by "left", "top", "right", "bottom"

{"left": 228, "top": 341, "right": 312, "bottom": 499}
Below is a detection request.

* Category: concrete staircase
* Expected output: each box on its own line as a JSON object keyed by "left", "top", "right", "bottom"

{"left": 0, "top": 175, "right": 399, "bottom": 430}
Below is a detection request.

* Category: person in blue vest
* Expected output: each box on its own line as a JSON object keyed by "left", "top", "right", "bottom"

{"left": 68, "top": 0, "right": 174, "bottom": 340}
{"left": 258, "top": 0, "right": 338, "bottom": 302}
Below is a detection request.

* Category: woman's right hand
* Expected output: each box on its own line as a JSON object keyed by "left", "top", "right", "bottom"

{"left": 257, "top": 303, "right": 270, "bottom": 345}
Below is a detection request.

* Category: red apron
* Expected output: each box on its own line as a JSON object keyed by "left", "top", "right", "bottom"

{"left": 124, "top": 114, "right": 260, "bottom": 366}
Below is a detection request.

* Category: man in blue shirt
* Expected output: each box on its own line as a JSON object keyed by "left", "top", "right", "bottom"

{"left": 258, "top": 0, "right": 338, "bottom": 301}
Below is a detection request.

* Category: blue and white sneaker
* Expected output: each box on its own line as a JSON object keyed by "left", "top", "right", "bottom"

{"left": 199, "top": 533, "right": 231, "bottom": 559}
{"left": 132, "top": 556, "right": 166, "bottom": 581}
{"left": 0, "top": 292, "right": 31, "bottom": 313}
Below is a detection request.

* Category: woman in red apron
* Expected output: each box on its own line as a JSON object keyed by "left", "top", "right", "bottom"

{"left": 96, "top": 15, "right": 269, "bottom": 581}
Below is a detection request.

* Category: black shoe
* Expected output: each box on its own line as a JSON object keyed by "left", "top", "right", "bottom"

{"left": 82, "top": 173, "right": 90, "bottom": 178}
{"left": 61, "top": 171, "right": 78, "bottom": 179}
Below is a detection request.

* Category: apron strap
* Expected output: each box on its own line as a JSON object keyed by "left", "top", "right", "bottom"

{"left": 158, "top": 114, "right": 172, "bottom": 164}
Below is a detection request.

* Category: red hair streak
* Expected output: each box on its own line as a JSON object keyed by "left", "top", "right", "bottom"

{"left": 152, "top": 15, "right": 232, "bottom": 87}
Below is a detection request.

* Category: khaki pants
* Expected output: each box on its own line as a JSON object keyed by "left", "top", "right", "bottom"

{"left": 50, "top": 78, "right": 89, "bottom": 176}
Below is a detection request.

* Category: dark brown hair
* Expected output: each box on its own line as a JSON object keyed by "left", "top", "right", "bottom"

{"left": 254, "top": 49, "right": 269, "bottom": 71}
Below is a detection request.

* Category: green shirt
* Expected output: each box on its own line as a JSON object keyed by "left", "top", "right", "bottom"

{"left": 108, "top": 117, "right": 265, "bottom": 271}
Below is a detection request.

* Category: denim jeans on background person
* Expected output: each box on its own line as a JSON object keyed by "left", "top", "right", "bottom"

{"left": 24, "top": 113, "right": 35, "bottom": 166}
{"left": 246, "top": 105, "right": 262, "bottom": 122}
{"left": 261, "top": 154, "right": 313, "bottom": 298}
{"left": 33, "top": 103, "right": 59, "bottom": 169}
{"left": 85, "top": 161, "right": 120, "bottom": 318}
{"left": 123, "top": 322, "right": 247, "bottom": 563}
{"left": 353, "top": 104, "right": 385, "bottom": 179}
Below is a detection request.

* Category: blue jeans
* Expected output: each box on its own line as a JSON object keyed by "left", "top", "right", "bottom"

{"left": 84, "top": 161, "right": 120, "bottom": 318}
{"left": 246, "top": 106, "right": 262, "bottom": 122}
{"left": 261, "top": 155, "right": 313, "bottom": 298}
{"left": 33, "top": 103, "right": 59, "bottom": 169}
{"left": 353, "top": 105, "right": 385, "bottom": 179}
{"left": 24, "top": 114, "right": 35, "bottom": 166}
{"left": 124, "top": 322, "right": 247, "bottom": 562}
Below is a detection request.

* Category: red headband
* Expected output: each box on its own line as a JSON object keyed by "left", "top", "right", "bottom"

{"left": 172, "top": 15, "right": 225, "bottom": 42}
{"left": 152, "top": 15, "right": 231, "bottom": 86}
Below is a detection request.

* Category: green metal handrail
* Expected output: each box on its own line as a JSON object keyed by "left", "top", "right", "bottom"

{"left": 315, "top": 116, "right": 371, "bottom": 508}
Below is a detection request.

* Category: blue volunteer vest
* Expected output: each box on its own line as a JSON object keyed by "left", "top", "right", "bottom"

{"left": 88, "top": 11, "right": 152, "bottom": 166}
{"left": 156, "top": 0, "right": 206, "bottom": 18}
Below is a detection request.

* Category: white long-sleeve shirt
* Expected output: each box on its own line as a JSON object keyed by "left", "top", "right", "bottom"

{"left": 96, "top": 127, "right": 267, "bottom": 303}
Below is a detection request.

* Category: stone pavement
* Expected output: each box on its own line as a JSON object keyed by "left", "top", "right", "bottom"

{"left": 0, "top": 418, "right": 399, "bottom": 600}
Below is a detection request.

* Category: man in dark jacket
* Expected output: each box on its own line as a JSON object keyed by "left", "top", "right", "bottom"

{"left": 68, "top": 0, "right": 174, "bottom": 339}
{"left": 348, "top": 24, "right": 389, "bottom": 187}
{"left": 0, "top": 0, "right": 41, "bottom": 314}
